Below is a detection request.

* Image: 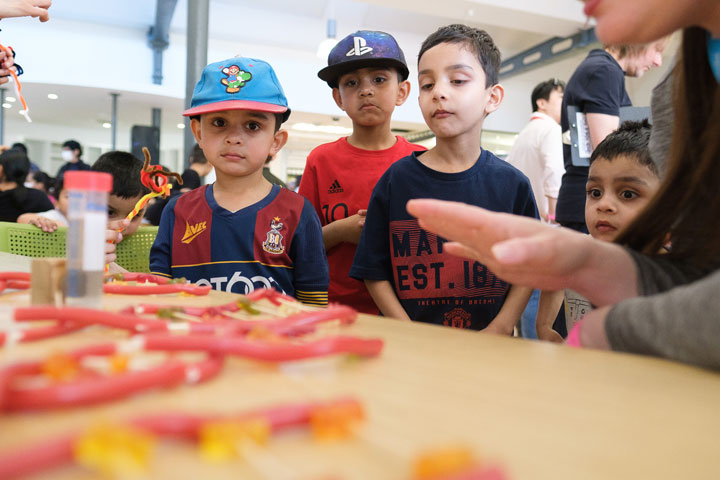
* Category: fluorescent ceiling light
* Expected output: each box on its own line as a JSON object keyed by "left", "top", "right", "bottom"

{"left": 47, "top": 94, "right": 58, "bottom": 100}
{"left": 102, "top": 122, "right": 112, "bottom": 129}
{"left": 177, "top": 123, "right": 185, "bottom": 129}
{"left": 2, "top": 103, "right": 11, "bottom": 108}
{"left": 6, "top": 96, "right": 15, "bottom": 102}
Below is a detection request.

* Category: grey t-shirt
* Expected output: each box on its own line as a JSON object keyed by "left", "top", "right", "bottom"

{"left": 648, "top": 65, "right": 675, "bottom": 176}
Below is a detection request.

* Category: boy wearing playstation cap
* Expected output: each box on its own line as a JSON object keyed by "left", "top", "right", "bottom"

{"left": 150, "top": 57, "right": 329, "bottom": 305}
{"left": 299, "top": 30, "right": 425, "bottom": 314}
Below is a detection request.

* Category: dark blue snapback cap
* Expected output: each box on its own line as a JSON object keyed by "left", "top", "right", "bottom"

{"left": 317, "top": 30, "right": 409, "bottom": 88}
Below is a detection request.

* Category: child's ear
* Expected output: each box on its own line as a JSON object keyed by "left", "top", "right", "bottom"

{"left": 484, "top": 83, "right": 505, "bottom": 116}
{"left": 331, "top": 87, "right": 345, "bottom": 111}
{"left": 270, "top": 129, "right": 289, "bottom": 157}
{"left": 395, "top": 80, "right": 411, "bottom": 106}
{"left": 189, "top": 118, "right": 203, "bottom": 144}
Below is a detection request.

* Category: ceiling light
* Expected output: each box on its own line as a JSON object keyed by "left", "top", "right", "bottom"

{"left": 292, "top": 122, "right": 352, "bottom": 135}
{"left": 177, "top": 123, "right": 185, "bottom": 129}
{"left": 316, "top": 18, "right": 337, "bottom": 59}
{"left": 47, "top": 93, "right": 58, "bottom": 100}
{"left": 2, "top": 103, "right": 11, "bottom": 108}
{"left": 102, "top": 122, "right": 112, "bottom": 129}
{"left": 6, "top": 96, "right": 15, "bottom": 102}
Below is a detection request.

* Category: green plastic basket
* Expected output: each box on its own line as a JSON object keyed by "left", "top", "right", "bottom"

{"left": 0, "top": 222, "right": 158, "bottom": 273}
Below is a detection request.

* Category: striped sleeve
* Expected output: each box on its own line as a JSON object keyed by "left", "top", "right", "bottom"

{"left": 295, "top": 290, "right": 328, "bottom": 307}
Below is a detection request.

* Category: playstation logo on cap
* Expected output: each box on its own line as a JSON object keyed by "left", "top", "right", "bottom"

{"left": 317, "top": 30, "right": 409, "bottom": 88}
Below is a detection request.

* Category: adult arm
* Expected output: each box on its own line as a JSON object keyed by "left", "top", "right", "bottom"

{"left": 539, "top": 124, "right": 563, "bottom": 221}
{"left": 365, "top": 279, "right": 411, "bottom": 321}
{"left": 0, "top": 0, "right": 51, "bottom": 21}
{"left": 576, "top": 269, "right": 720, "bottom": 370}
{"left": 406, "top": 199, "right": 638, "bottom": 306}
{"left": 585, "top": 113, "right": 620, "bottom": 150}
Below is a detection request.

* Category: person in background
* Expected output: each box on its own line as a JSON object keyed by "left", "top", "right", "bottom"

{"left": 407, "top": 0, "right": 720, "bottom": 370}
{"left": 505, "top": 78, "right": 566, "bottom": 339}
{"left": 0, "top": 149, "right": 52, "bottom": 222}
{"left": 299, "top": 30, "right": 424, "bottom": 314}
{"left": 351, "top": 24, "right": 537, "bottom": 333}
{"left": 555, "top": 39, "right": 666, "bottom": 234}
{"left": 56, "top": 139, "right": 90, "bottom": 180}
{"left": 535, "top": 120, "right": 660, "bottom": 342}
{"left": 18, "top": 176, "right": 68, "bottom": 229}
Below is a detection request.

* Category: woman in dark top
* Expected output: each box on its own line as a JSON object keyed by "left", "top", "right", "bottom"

{"left": 0, "top": 149, "right": 53, "bottom": 222}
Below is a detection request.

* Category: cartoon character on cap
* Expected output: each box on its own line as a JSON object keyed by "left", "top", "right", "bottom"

{"left": 221, "top": 65, "right": 252, "bottom": 93}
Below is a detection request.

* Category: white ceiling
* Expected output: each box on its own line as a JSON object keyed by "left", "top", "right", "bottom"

{"left": 4, "top": 0, "right": 593, "bottom": 149}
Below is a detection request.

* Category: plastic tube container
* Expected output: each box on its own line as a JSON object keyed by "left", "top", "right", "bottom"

{"left": 64, "top": 171, "right": 113, "bottom": 308}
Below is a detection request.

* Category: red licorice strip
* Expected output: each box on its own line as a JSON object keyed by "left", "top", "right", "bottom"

{"left": 0, "top": 272, "right": 31, "bottom": 293}
{"left": 0, "top": 324, "right": 84, "bottom": 347}
{"left": 103, "top": 283, "right": 211, "bottom": 296}
{"left": 0, "top": 397, "right": 361, "bottom": 480}
{"left": 142, "top": 334, "right": 383, "bottom": 361}
{"left": 14, "top": 307, "right": 169, "bottom": 334}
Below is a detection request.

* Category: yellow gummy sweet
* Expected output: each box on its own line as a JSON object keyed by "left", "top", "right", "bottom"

{"left": 73, "top": 422, "right": 155, "bottom": 476}
{"left": 411, "top": 446, "right": 477, "bottom": 479}
{"left": 198, "top": 418, "right": 271, "bottom": 462}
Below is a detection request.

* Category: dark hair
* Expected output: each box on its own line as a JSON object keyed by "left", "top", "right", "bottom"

{"left": 189, "top": 144, "right": 207, "bottom": 165}
{"left": 189, "top": 112, "right": 285, "bottom": 131}
{"left": 91, "top": 151, "right": 150, "bottom": 199}
{"left": 62, "top": 140, "right": 82, "bottom": 157}
{"left": 0, "top": 149, "right": 30, "bottom": 204}
{"left": 418, "top": 24, "right": 501, "bottom": 87}
{"left": 531, "top": 78, "right": 565, "bottom": 112}
{"left": 53, "top": 176, "right": 65, "bottom": 197}
{"left": 10, "top": 142, "right": 27, "bottom": 154}
{"left": 32, "top": 171, "right": 55, "bottom": 193}
{"left": 589, "top": 119, "right": 657, "bottom": 175}
{"left": 616, "top": 28, "right": 720, "bottom": 264}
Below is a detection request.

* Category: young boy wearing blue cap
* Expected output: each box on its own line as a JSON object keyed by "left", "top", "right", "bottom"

{"left": 150, "top": 57, "right": 329, "bottom": 305}
{"left": 299, "top": 30, "right": 425, "bottom": 314}
{"left": 352, "top": 25, "right": 537, "bottom": 333}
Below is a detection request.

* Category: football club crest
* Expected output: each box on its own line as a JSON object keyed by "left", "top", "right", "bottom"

{"left": 262, "top": 217, "right": 285, "bottom": 254}
{"left": 443, "top": 307, "right": 471, "bottom": 329}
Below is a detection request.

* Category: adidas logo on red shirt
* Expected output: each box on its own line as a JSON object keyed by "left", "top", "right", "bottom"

{"left": 328, "top": 179, "right": 344, "bottom": 194}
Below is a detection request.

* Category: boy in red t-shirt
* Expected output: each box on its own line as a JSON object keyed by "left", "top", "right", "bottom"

{"left": 299, "top": 30, "right": 425, "bottom": 313}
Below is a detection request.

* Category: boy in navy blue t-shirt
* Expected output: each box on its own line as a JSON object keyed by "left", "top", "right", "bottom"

{"left": 150, "top": 58, "right": 329, "bottom": 305}
{"left": 351, "top": 25, "right": 538, "bottom": 332}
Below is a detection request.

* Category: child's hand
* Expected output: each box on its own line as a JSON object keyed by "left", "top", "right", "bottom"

{"left": 106, "top": 261, "right": 128, "bottom": 275}
{"left": 537, "top": 326, "right": 564, "bottom": 343}
{"left": 105, "top": 219, "right": 128, "bottom": 264}
{"left": 341, "top": 209, "right": 367, "bottom": 244}
{"left": 29, "top": 216, "right": 58, "bottom": 232}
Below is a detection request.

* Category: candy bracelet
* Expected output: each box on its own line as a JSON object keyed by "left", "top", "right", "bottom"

{"left": 0, "top": 397, "right": 363, "bottom": 480}
{"left": 0, "top": 341, "right": 224, "bottom": 411}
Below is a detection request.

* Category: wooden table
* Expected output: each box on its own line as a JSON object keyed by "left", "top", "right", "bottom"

{"left": 1, "top": 256, "right": 719, "bottom": 479}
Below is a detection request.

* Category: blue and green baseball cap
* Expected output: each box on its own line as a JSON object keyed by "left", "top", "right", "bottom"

{"left": 317, "top": 30, "right": 409, "bottom": 88}
{"left": 183, "top": 57, "right": 290, "bottom": 122}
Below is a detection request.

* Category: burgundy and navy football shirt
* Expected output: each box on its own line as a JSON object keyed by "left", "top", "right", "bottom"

{"left": 150, "top": 184, "right": 329, "bottom": 305}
